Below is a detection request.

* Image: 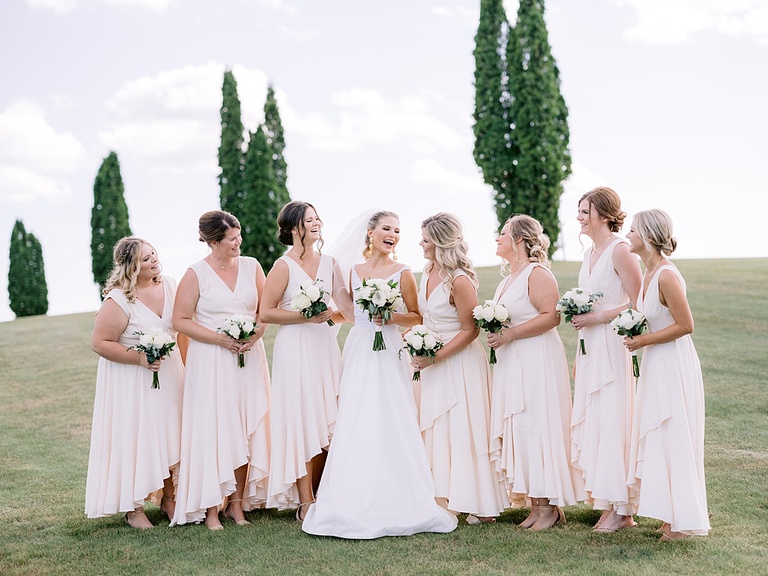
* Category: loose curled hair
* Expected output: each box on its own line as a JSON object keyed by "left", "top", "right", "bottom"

{"left": 421, "top": 213, "right": 478, "bottom": 305}
{"left": 198, "top": 210, "right": 240, "bottom": 245}
{"left": 632, "top": 209, "right": 677, "bottom": 256}
{"left": 362, "top": 210, "right": 399, "bottom": 260}
{"left": 579, "top": 186, "right": 627, "bottom": 233}
{"left": 502, "top": 214, "right": 551, "bottom": 272}
{"left": 102, "top": 237, "right": 160, "bottom": 303}
{"left": 277, "top": 201, "right": 323, "bottom": 260}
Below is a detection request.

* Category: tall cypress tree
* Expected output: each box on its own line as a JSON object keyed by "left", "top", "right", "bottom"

{"left": 241, "top": 126, "right": 281, "bottom": 271}
{"left": 218, "top": 70, "right": 246, "bottom": 213}
{"left": 506, "top": 0, "right": 571, "bottom": 251}
{"left": 8, "top": 220, "right": 49, "bottom": 317}
{"left": 91, "top": 151, "right": 131, "bottom": 293}
{"left": 262, "top": 85, "right": 291, "bottom": 208}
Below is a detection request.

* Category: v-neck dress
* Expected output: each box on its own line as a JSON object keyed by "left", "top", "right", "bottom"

{"left": 301, "top": 265, "right": 457, "bottom": 538}
{"left": 415, "top": 268, "right": 508, "bottom": 516}
{"left": 627, "top": 264, "right": 709, "bottom": 535}
{"left": 267, "top": 254, "right": 342, "bottom": 510}
{"left": 489, "top": 264, "right": 586, "bottom": 507}
{"left": 570, "top": 238, "right": 636, "bottom": 515}
{"left": 85, "top": 277, "right": 184, "bottom": 518}
{"left": 172, "top": 257, "right": 271, "bottom": 525}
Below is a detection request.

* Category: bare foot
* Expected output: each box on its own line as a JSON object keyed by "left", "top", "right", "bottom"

{"left": 519, "top": 507, "right": 540, "bottom": 529}
{"left": 660, "top": 530, "right": 691, "bottom": 541}
{"left": 224, "top": 500, "right": 250, "bottom": 526}
{"left": 529, "top": 506, "right": 565, "bottom": 531}
{"left": 594, "top": 513, "right": 636, "bottom": 533}
{"left": 125, "top": 509, "right": 153, "bottom": 530}
{"left": 205, "top": 508, "right": 223, "bottom": 531}
{"left": 161, "top": 498, "right": 175, "bottom": 521}
{"left": 594, "top": 509, "right": 614, "bottom": 530}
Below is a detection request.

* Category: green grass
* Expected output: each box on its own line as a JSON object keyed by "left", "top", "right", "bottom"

{"left": 1, "top": 259, "right": 767, "bottom": 576}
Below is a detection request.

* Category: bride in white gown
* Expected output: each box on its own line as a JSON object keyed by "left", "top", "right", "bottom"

{"left": 301, "top": 210, "right": 458, "bottom": 539}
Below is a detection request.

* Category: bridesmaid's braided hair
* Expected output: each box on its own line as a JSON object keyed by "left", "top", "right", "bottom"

{"left": 102, "top": 236, "right": 160, "bottom": 303}
{"left": 503, "top": 214, "right": 551, "bottom": 272}
{"left": 421, "top": 213, "right": 478, "bottom": 306}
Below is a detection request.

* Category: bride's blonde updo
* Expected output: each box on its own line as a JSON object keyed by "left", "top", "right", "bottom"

{"left": 632, "top": 209, "right": 678, "bottom": 256}
{"left": 362, "top": 210, "right": 399, "bottom": 260}
{"left": 503, "top": 214, "right": 551, "bottom": 271}
{"left": 102, "top": 236, "right": 160, "bottom": 302}
{"left": 421, "top": 213, "right": 478, "bottom": 304}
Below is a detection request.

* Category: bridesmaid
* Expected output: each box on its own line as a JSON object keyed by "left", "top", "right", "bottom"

{"left": 625, "top": 209, "right": 709, "bottom": 540}
{"left": 261, "top": 201, "right": 352, "bottom": 521}
{"left": 487, "top": 215, "right": 586, "bottom": 530}
{"left": 569, "top": 187, "right": 642, "bottom": 532}
{"left": 412, "top": 213, "right": 508, "bottom": 524}
{"left": 86, "top": 237, "right": 184, "bottom": 528}
{"left": 171, "top": 210, "right": 271, "bottom": 530}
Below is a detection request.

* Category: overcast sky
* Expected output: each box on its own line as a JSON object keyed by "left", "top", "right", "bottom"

{"left": 1, "top": 0, "right": 767, "bottom": 321}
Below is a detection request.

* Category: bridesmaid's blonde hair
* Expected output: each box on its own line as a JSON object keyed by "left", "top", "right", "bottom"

{"left": 421, "top": 213, "right": 478, "bottom": 305}
{"left": 102, "top": 237, "right": 160, "bottom": 302}
{"left": 632, "top": 209, "right": 677, "bottom": 256}
{"left": 503, "top": 214, "right": 551, "bottom": 272}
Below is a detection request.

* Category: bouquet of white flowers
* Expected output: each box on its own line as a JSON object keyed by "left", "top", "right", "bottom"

{"left": 472, "top": 300, "right": 510, "bottom": 365}
{"left": 355, "top": 278, "right": 403, "bottom": 351}
{"left": 127, "top": 327, "right": 176, "bottom": 389}
{"left": 610, "top": 307, "right": 647, "bottom": 377}
{"left": 218, "top": 314, "right": 258, "bottom": 367}
{"left": 400, "top": 325, "right": 444, "bottom": 381}
{"left": 556, "top": 287, "right": 603, "bottom": 355}
{"left": 291, "top": 279, "right": 334, "bottom": 326}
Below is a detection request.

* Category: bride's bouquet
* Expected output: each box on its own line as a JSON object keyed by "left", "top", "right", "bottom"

{"left": 355, "top": 278, "right": 403, "bottom": 351}
{"left": 127, "top": 327, "right": 176, "bottom": 389}
{"left": 556, "top": 287, "right": 603, "bottom": 355}
{"left": 472, "top": 300, "right": 510, "bottom": 365}
{"left": 400, "top": 325, "right": 444, "bottom": 381}
{"left": 218, "top": 314, "right": 258, "bottom": 368}
{"left": 291, "top": 279, "right": 334, "bottom": 326}
{"left": 610, "top": 307, "right": 647, "bottom": 377}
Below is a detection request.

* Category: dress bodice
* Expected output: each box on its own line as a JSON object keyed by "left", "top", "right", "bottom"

{"left": 637, "top": 264, "right": 683, "bottom": 333}
{"left": 189, "top": 257, "right": 260, "bottom": 330}
{"left": 277, "top": 253, "right": 336, "bottom": 311}
{"left": 418, "top": 267, "right": 466, "bottom": 341}
{"left": 351, "top": 265, "right": 409, "bottom": 329}
{"left": 105, "top": 276, "right": 178, "bottom": 347}
{"left": 492, "top": 264, "right": 553, "bottom": 327}
{"left": 578, "top": 238, "right": 630, "bottom": 310}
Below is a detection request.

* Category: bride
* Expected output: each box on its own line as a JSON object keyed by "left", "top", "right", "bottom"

{"left": 301, "top": 210, "right": 458, "bottom": 539}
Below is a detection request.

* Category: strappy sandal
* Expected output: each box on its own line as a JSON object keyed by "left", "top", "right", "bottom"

{"left": 224, "top": 498, "right": 250, "bottom": 526}
{"left": 295, "top": 500, "right": 315, "bottom": 524}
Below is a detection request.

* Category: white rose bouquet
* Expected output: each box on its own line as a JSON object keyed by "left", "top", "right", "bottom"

{"left": 472, "top": 300, "right": 510, "bottom": 365}
{"left": 355, "top": 278, "right": 403, "bottom": 351}
{"left": 400, "top": 325, "right": 444, "bottom": 381}
{"left": 556, "top": 287, "right": 603, "bottom": 355}
{"left": 218, "top": 313, "right": 258, "bottom": 368}
{"left": 127, "top": 327, "right": 176, "bottom": 389}
{"left": 291, "top": 279, "right": 334, "bottom": 326}
{"left": 610, "top": 307, "right": 647, "bottom": 377}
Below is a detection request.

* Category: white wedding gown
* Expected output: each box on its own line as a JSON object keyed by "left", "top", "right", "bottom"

{"left": 301, "top": 266, "right": 458, "bottom": 539}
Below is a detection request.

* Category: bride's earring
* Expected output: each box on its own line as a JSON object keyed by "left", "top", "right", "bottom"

{"left": 392, "top": 249, "right": 397, "bottom": 261}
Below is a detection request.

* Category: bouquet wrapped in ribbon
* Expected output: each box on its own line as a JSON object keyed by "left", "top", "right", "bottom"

{"left": 127, "top": 327, "right": 176, "bottom": 389}
{"left": 218, "top": 314, "right": 258, "bottom": 368}
{"left": 556, "top": 287, "right": 603, "bottom": 355}
{"left": 291, "top": 279, "right": 334, "bottom": 326}
{"left": 400, "top": 325, "right": 444, "bottom": 381}
{"left": 472, "top": 300, "right": 510, "bottom": 365}
{"left": 355, "top": 277, "right": 403, "bottom": 351}
{"left": 610, "top": 307, "right": 647, "bottom": 377}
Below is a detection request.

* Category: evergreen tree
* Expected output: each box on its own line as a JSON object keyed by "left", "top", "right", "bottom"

{"left": 8, "top": 220, "right": 49, "bottom": 317}
{"left": 241, "top": 126, "right": 281, "bottom": 271}
{"left": 262, "top": 85, "right": 291, "bottom": 208}
{"left": 218, "top": 70, "right": 246, "bottom": 213}
{"left": 91, "top": 151, "right": 131, "bottom": 293}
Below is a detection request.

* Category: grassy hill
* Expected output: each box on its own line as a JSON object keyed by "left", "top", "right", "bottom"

{"left": 1, "top": 259, "right": 766, "bottom": 575}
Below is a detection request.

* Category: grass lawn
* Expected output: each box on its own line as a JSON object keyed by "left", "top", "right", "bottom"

{"left": 1, "top": 259, "right": 767, "bottom": 576}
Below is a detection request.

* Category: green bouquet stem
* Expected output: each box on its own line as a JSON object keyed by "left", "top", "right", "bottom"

{"left": 238, "top": 352, "right": 245, "bottom": 368}
{"left": 373, "top": 329, "right": 386, "bottom": 351}
{"left": 632, "top": 354, "right": 640, "bottom": 378}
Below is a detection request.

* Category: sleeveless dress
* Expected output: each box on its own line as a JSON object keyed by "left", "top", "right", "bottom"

{"left": 489, "top": 264, "right": 586, "bottom": 506}
{"left": 570, "top": 238, "right": 636, "bottom": 515}
{"left": 628, "top": 265, "right": 709, "bottom": 535}
{"left": 415, "top": 268, "right": 508, "bottom": 517}
{"left": 171, "top": 257, "right": 271, "bottom": 525}
{"left": 267, "top": 254, "right": 342, "bottom": 510}
{"left": 85, "top": 277, "right": 183, "bottom": 518}
{"left": 301, "top": 265, "right": 458, "bottom": 538}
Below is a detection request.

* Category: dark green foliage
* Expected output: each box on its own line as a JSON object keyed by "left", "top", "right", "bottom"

{"left": 218, "top": 70, "right": 246, "bottom": 213}
{"left": 8, "top": 220, "right": 49, "bottom": 317}
{"left": 262, "top": 85, "right": 291, "bottom": 208}
{"left": 241, "top": 126, "right": 281, "bottom": 271}
{"left": 90, "top": 152, "right": 131, "bottom": 293}
{"left": 473, "top": 0, "right": 571, "bottom": 253}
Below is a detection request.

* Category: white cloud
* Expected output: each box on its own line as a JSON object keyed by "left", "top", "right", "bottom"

{"left": 252, "top": 0, "right": 298, "bottom": 14}
{"left": 409, "top": 158, "right": 485, "bottom": 196}
{"left": 614, "top": 0, "right": 768, "bottom": 45}
{"left": 290, "top": 88, "right": 463, "bottom": 152}
{"left": 99, "top": 62, "right": 269, "bottom": 172}
{"left": 277, "top": 25, "right": 317, "bottom": 42}
{"left": 28, "top": 0, "right": 177, "bottom": 12}
{"left": 0, "top": 166, "right": 73, "bottom": 204}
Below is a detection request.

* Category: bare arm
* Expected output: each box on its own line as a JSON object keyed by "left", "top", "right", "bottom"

{"left": 331, "top": 258, "right": 355, "bottom": 323}
{"left": 391, "top": 268, "right": 422, "bottom": 329}
{"left": 91, "top": 299, "right": 159, "bottom": 370}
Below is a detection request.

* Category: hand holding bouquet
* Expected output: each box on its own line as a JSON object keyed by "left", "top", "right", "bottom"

{"left": 355, "top": 278, "right": 403, "bottom": 351}
{"left": 218, "top": 314, "right": 258, "bottom": 367}
{"left": 291, "top": 279, "right": 334, "bottom": 326}
{"left": 127, "top": 327, "right": 176, "bottom": 389}
{"left": 400, "top": 325, "right": 443, "bottom": 381}
{"left": 556, "top": 287, "right": 603, "bottom": 355}
{"left": 610, "top": 307, "right": 647, "bottom": 377}
{"left": 472, "top": 300, "right": 510, "bottom": 365}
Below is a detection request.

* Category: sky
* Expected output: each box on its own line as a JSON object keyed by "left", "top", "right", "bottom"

{"left": 1, "top": 0, "right": 767, "bottom": 322}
